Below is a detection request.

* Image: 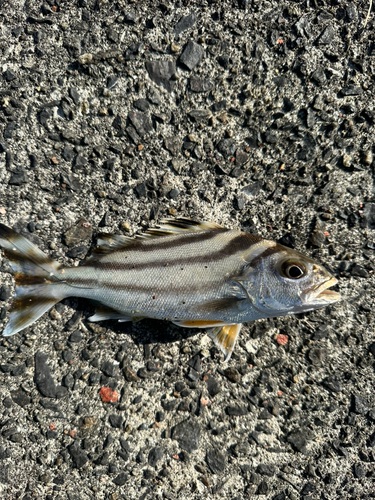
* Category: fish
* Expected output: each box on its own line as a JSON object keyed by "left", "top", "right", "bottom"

{"left": 0, "top": 218, "right": 340, "bottom": 361}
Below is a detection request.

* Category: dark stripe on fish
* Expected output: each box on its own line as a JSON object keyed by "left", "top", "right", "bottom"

{"left": 95, "top": 232, "right": 262, "bottom": 272}
{"left": 249, "top": 244, "right": 286, "bottom": 267}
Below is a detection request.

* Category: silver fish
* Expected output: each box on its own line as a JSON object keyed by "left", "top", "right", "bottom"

{"left": 0, "top": 219, "right": 340, "bottom": 360}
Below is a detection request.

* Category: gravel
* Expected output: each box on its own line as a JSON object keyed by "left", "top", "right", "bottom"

{"left": 0, "top": 0, "right": 375, "bottom": 499}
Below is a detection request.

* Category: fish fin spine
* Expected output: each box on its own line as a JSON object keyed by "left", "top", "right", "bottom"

{"left": 207, "top": 323, "right": 242, "bottom": 362}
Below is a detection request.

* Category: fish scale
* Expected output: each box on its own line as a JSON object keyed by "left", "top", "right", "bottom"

{"left": 0, "top": 218, "right": 340, "bottom": 361}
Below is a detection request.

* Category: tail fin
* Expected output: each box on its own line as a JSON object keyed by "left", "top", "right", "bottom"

{"left": 0, "top": 224, "right": 66, "bottom": 336}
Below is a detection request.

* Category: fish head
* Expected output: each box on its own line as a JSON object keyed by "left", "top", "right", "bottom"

{"left": 242, "top": 243, "right": 340, "bottom": 317}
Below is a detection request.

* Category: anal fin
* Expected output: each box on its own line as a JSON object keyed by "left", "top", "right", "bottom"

{"left": 88, "top": 305, "right": 131, "bottom": 323}
{"left": 208, "top": 323, "right": 242, "bottom": 362}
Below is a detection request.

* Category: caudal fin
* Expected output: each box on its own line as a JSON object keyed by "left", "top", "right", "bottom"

{"left": 0, "top": 224, "right": 66, "bottom": 336}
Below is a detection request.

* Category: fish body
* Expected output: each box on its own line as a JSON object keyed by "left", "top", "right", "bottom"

{"left": 0, "top": 219, "right": 340, "bottom": 360}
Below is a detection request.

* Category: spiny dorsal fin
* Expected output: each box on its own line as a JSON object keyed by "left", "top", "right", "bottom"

{"left": 144, "top": 217, "right": 224, "bottom": 238}
{"left": 87, "top": 218, "right": 224, "bottom": 262}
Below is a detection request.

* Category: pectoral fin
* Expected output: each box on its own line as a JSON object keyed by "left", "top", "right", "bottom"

{"left": 208, "top": 323, "right": 242, "bottom": 362}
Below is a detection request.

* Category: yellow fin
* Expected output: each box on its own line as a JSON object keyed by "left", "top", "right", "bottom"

{"left": 208, "top": 323, "right": 242, "bottom": 362}
{"left": 174, "top": 319, "right": 226, "bottom": 328}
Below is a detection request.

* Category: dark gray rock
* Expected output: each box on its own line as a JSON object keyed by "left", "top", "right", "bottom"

{"left": 34, "top": 351, "right": 58, "bottom": 398}
{"left": 109, "top": 414, "right": 123, "bottom": 428}
{"left": 133, "top": 99, "right": 150, "bottom": 112}
{"left": 172, "top": 419, "right": 201, "bottom": 452}
{"left": 0, "top": 286, "right": 11, "bottom": 301}
{"left": 179, "top": 41, "right": 204, "bottom": 70}
{"left": 148, "top": 446, "right": 163, "bottom": 467}
{"left": 206, "top": 448, "right": 226, "bottom": 474}
{"left": 113, "top": 472, "right": 128, "bottom": 486}
{"left": 145, "top": 60, "right": 176, "bottom": 92}
{"left": 69, "top": 444, "right": 89, "bottom": 468}
{"left": 190, "top": 78, "right": 214, "bottom": 92}
{"left": 287, "top": 428, "right": 312, "bottom": 454}
{"left": 174, "top": 13, "right": 197, "bottom": 36}
{"left": 128, "top": 111, "right": 152, "bottom": 137}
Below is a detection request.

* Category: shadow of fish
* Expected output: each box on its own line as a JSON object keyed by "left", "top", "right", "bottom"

{"left": 0, "top": 218, "right": 340, "bottom": 361}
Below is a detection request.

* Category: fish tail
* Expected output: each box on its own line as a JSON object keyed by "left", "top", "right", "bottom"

{"left": 0, "top": 224, "right": 67, "bottom": 336}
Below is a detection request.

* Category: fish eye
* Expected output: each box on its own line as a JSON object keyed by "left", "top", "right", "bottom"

{"left": 281, "top": 261, "right": 306, "bottom": 280}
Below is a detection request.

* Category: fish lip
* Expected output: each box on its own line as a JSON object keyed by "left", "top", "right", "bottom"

{"left": 301, "top": 277, "right": 340, "bottom": 303}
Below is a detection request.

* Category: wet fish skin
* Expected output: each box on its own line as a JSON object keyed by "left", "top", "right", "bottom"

{"left": 0, "top": 219, "right": 340, "bottom": 360}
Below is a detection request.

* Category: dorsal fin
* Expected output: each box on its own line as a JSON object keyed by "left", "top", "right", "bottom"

{"left": 86, "top": 218, "right": 224, "bottom": 262}
{"left": 144, "top": 217, "right": 224, "bottom": 238}
{"left": 86, "top": 233, "right": 134, "bottom": 262}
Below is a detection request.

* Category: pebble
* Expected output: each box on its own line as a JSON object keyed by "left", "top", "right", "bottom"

{"left": 63, "top": 219, "right": 92, "bottom": 247}
{"left": 148, "top": 447, "right": 163, "bottom": 467}
{"left": 172, "top": 419, "right": 201, "bottom": 453}
{"left": 34, "top": 351, "right": 59, "bottom": 398}
{"left": 179, "top": 41, "right": 204, "bottom": 70}
{"left": 206, "top": 448, "right": 226, "bottom": 474}
{"left": 223, "top": 367, "right": 241, "bottom": 383}
{"left": 68, "top": 444, "right": 89, "bottom": 468}
{"left": 352, "top": 394, "right": 369, "bottom": 414}
{"left": 145, "top": 60, "right": 176, "bottom": 92}
{"left": 113, "top": 472, "right": 128, "bottom": 486}
{"left": 174, "top": 13, "right": 197, "bottom": 36}
{"left": 0, "top": 286, "right": 11, "bottom": 301}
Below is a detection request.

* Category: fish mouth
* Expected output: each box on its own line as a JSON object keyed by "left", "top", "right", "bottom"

{"left": 301, "top": 277, "right": 340, "bottom": 304}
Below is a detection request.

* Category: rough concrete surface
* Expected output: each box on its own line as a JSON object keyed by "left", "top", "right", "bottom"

{"left": 0, "top": 0, "right": 375, "bottom": 499}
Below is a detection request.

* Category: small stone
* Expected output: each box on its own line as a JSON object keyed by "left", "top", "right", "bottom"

{"left": 63, "top": 219, "right": 92, "bottom": 247}
{"left": 164, "top": 137, "right": 181, "bottom": 156}
{"left": 34, "top": 351, "right": 57, "bottom": 398}
{"left": 69, "top": 444, "right": 89, "bottom": 468}
{"left": 318, "top": 25, "right": 336, "bottom": 45}
{"left": 351, "top": 265, "right": 369, "bottom": 278}
{"left": 172, "top": 419, "right": 201, "bottom": 453}
{"left": 340, "top": 85, "right": 363, "bottom": 96}
{"left": 3, "top": 68, "right": 17, "bottom": 81}
{"left": 287, "top": 428, "right": 312, "bottom": 454}
{"left": 78, "top": 53, "right": 93, "bottom": 65}
{"left": 205, "top": 375, "right": 221, "bottom": 397}
{"left": 107, "top": 75, "right": 118, "bottom": 89}
{"left": 217, "top": 138, "right": 236, "bottom": 157}
{"left": 352, "top": 394, "right": 369, "bottom": 414}
{"left": 206, "top": 448, "right": 226, "bottom": 474}
{"left": 9, "top": 170, "right": 27, "bottom": 186}
{"left": 226, "top": 406, "right": 248, "bottom": 416}
{"left": 148, "top": 447, "right": 163, "bottom": 467}
{"left": 323, "top": 375, "right": 342, "bottom": 393}
{"left": 342, "top": 154, "right": 351, "bottom": 168}
{"left": 133, "top": 99, "right": 150, "bottom": 112}
{"left": 128, "top": 111, "right": 152, "bottom": 137}
{"left": 174, "top": 13, "right": 197, "bottom": 36}
{"left": 256, "top": 464, "right": 276, "bottom": 476}
{"left": 179, "top": 41, "right": 204, "bottom": 70}
{"left": 145, "top": 60, "right": 176, "bottom": 92}
{"left": 0, "top": 286, "right": 11, "bottom": 301}
{"left": 109, "top": 414, "right": 123, "bottom": 428}
{"left": 135, "top": 183, "right": 147, "bottom": 198}
{"left": 113, "top": 472, "right": 128, "bottom": 486}
{"left": 168, "top": 188, "right": 179, "bottom": 200}
{"left": 353, "top": 463, "right": 365, "bottom": 479}
{"left": 69, "top": 87, "right": 80, "bottom": 105}
{"left": 223, "top": 367, "right": 241, "bottom": 383}
{"left": 11, "top": 389, "right": 31, "bottom": 407}
{"left": 101, "top": 360, "right": 118, "bottom": 377}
